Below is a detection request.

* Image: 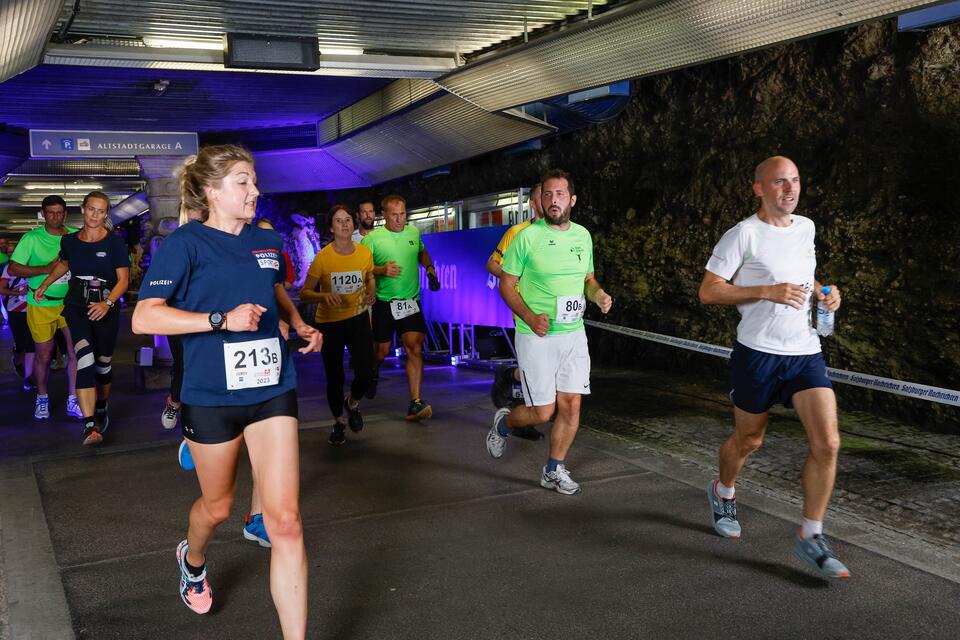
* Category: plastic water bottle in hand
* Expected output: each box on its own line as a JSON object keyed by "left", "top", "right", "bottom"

{"left": 816, "top": 286, "right": 835, "bottom": 337}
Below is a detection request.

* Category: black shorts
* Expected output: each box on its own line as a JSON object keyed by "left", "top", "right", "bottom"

{"left": 371, "top": 298, "right": 427, "bottom": 344}
{"left": 8, "top": 311, "right": 35, "bottom": 354}
{"left": 181, "top": 389, "right": 299, "bottom": 444}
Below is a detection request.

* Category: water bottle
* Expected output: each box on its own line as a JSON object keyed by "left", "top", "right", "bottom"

{"left": 816, "top": 286, "right": 835, "bottom": 337}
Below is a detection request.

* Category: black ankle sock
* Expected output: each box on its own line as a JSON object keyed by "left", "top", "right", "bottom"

{"left": 95, "top": 399, "right": 108, "bottom": 412}
{"left": 83, "top": 417, "right": 96, "bottom": 429}
{"left": 185, "top": 558, "right": 205, "bottom": 578}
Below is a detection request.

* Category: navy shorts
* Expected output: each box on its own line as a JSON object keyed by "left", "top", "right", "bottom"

{"left": 181, "top": 389, "right": 299, "bottom": 444}
{"left": 729, "top": 341, "right": 832, "bottom": 414}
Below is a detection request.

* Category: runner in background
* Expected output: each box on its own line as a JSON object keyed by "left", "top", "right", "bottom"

{"left": 362, "top": 195, "right": 441, "bottom": 421}
{"left": 486, "top": 182, "right": 544, "bottom": 440}
{"left": 300, "top": 204, "right": 376, "bottom": 445}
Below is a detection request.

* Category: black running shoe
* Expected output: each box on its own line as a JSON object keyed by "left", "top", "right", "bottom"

{"left": 328, "top": 425, "right": 346, "bottom": 446}
{"left": 344, "top": 395, "right": 363, "bottom": 432}
{"left": 513, "top": 426, "right": 544, "bottom": 441}
{"left": 365, "top": 374, "right": 379, "bottom": 399}
{"left": 406, "top": 399, "right": 432, "bottom": 421}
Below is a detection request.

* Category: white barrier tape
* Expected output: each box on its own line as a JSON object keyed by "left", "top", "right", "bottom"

{"left": 585, "top": 319, "right": 960, "bottom": 408}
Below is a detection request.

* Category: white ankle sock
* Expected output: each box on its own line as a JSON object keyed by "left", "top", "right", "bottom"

{"left": 715, "top": 480, "right": 735, "bottom": 499}
{"left": 801, "top": 518, "right": 823, "bottom": 539}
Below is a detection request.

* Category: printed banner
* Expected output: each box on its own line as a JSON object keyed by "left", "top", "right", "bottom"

{"left": 420, "top": 226, "right": 514, "bottom": 328}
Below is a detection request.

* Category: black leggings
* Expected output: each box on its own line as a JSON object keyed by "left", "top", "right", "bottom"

{"left": 317, "top": 312, "right": 374, "bottom": 418}
{"left": 169, "top": 335, "right": 184, "bottom": 403}
{"left": 62, "top": 305, "right": 119, "bottom": 389}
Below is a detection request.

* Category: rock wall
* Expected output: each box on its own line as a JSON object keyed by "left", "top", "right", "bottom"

{"left": 271, "top": 19, "right": 960, "bottom": 429}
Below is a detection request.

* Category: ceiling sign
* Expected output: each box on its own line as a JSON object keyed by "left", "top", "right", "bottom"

{"left": 29, "top": 129, "right": 198, "bottom": 158}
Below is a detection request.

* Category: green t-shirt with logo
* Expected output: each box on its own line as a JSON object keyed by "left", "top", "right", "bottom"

{"left": 501, "top": 219, "right": 594, "bottom": 335}
{"left": 361, "top": 224, "right": 424, "bottom": 301}
{"left": 10, "top": 225, "right": 78, "bottom": 306}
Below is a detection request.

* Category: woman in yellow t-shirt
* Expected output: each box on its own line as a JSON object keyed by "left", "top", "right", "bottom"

{"left": 300, "top": 204, "right": 376, "bottom": 445}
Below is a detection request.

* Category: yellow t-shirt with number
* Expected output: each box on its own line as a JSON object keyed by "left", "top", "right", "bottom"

{"left": 306, "top": 243, "right": 374, "bottom": 324}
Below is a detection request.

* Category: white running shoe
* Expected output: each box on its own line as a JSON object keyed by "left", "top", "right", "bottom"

{"left": 540, "top": 464, "right": 581, "bottom": 495}
{"left": 34, "top": 395, "right": 50, "bottom": 421}
{"left": 162, "top": 398, "right": 181, "bottom": 430}
{"left": 486, "top": 408, "right": 510, "bottom": 459}
{"left": 66, "top": 395, "right": 83, "bottom": 419}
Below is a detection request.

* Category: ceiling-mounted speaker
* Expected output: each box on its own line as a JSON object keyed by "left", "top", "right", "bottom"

{"left": 223, "top": 33, "right": 320, "bottom": 71}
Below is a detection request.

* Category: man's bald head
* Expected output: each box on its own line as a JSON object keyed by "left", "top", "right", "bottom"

{"left": 752, "top": 156, "right": 801, "bottom": 219}
{"left": 754, "top": 156, "right": 797, "bottom": 183}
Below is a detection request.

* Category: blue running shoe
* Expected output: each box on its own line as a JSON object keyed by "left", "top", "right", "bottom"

{"left": 242, "top": 513, "right": 271, "bottom": 548}
{"left": 707, "top": 480, "right": 741, "bottom": 539}
{"left": 794, "top": 533, "right": 850, "bottom": 579}
{"left": 178, "top": 440, "right": 195, "bottom": 471}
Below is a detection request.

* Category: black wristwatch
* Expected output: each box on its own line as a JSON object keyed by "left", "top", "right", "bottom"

{"left": 209, "top": 310, "right": 226, "bottom": 332}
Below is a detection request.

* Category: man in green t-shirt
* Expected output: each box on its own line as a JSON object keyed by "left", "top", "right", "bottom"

{"left": 485, "top": 169, "right": 613, "bottom": 495}
{"left": 361, "top": 194, "right": 440, "bottom": 421}
{"left": 9, "top": 195, "right": 80, "bottom": 421}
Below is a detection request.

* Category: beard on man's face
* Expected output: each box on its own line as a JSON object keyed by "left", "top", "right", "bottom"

{"left": 545, "top": 205, "right": 570, "bottom": 226}
{"left": 360, "top": 219, "right": 375, "bottom": 230}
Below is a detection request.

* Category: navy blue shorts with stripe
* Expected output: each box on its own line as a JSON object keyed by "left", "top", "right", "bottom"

{"left": 729, "top": 341, "right": 832, "bottom": 414}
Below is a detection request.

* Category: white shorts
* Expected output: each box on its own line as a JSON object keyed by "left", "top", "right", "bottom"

{"left": 515, "top": 330, "right": 591, "bottom": 407}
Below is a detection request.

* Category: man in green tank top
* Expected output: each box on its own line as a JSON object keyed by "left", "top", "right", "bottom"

{"left": 485, "top": 170, "right": 613, "bottom": 495}
{"left": 362, "top": 194, "right": 441, "bottom": 421}
{"left": 9, "top": 195, "right": 80, "bottom": 421}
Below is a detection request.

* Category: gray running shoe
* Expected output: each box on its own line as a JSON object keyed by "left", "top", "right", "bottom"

{"left": 707, "top": 481, "right": 742, "bottom": 539}
{"left": 540, "top": 464, "right": 581, "bottom": 495}
{"left": 794, "top": 533, "right": 850, "bottom": 579}
{"left": 486, "top": 408, "right": 510, "bottom": 459}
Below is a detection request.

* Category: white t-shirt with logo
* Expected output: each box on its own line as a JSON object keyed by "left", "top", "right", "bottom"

{"left": 705, "top": 213, "right": 821, "bottom": 355}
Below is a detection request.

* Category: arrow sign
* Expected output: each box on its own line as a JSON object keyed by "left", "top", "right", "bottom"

{"left": 29, "top": 129, "right": 198, "bottom": 158}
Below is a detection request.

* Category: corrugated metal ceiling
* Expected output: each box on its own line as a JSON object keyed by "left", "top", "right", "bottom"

{"left": 438, "top": 0, "right": 947, "bottom": 111}
{"left": 53, "top": 1, "right": 611, "bottom": 56}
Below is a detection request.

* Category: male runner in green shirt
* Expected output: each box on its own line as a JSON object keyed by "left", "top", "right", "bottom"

{"left": 362, "top": 194, "right": 440, "bottom": 420}
{"left": 9, "top": 195, "right": 80, "bottom": 421}
{"left": 485, "top": 169, "right": 613, "bottom": 495}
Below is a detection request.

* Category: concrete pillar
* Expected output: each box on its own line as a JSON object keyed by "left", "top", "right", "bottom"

{"left": 135, "top": 156, "right": 188, "bottom": 376}
{"left": 136, "top": 156, "right": 185, "bottom": 238}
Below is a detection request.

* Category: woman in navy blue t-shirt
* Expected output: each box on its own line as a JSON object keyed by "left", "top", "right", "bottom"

{"left": 132, "top": 145, "right": 321, "bottom": 638}
{"left": 35, "top": 191, "right": 129, "bottom": 445}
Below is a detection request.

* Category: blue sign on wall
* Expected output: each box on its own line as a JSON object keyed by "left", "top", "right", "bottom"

{"left": 29, "top": 129, "right": 198, "bottom": 158}
{"left": 420, "top": 225, "right": 515, "bottom": 328}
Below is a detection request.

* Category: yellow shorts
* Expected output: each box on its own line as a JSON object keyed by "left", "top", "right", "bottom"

{"left": 26, "top": 304, "right": 67, "bottom": 343}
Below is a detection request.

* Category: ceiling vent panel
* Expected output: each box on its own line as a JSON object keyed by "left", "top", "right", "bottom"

{"left": 438, "top": 0, "right": 946, "bottom": 111}
{"left": 317, "top": 79, "right": 440, "bottom": 145}
{"left": 0, "top": 0, "right": 62, "bottom": 83}
{"left": 324, "top": 93, "right": 555, "bottom": 185}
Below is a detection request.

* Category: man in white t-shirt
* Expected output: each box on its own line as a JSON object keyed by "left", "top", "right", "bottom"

{"left": 352, "top": 199, "right": 377, "bottom": 243}
{"left": 699, "top": 156, "right": 848, "bottom": 579}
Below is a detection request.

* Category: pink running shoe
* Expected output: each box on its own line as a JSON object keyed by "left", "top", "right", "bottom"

{"left": 176, "top": 540, "right": 212, "bottom": 614}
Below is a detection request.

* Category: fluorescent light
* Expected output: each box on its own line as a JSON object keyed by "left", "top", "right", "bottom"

{"left": 321, "top": 47, "right": 364, "bottom": 56}
{"left": 142, "top": 37, "right": 223, "bottom": 50}
{"left": 22, "top": 183, "right": 103, "bottom": 190}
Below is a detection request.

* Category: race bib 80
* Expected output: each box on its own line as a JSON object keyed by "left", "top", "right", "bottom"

{"left": 555, "top": 295, "right": 586, "bottom": 324}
